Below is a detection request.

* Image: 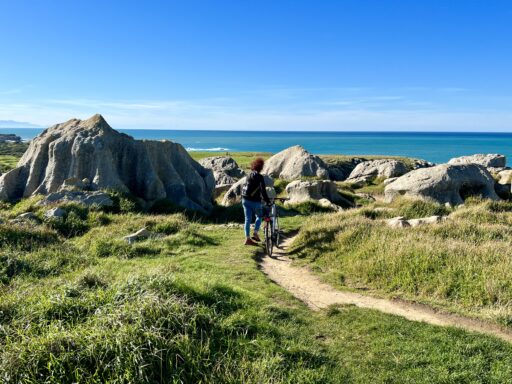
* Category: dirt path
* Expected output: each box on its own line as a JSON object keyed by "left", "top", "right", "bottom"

{"left": 261, "top": 235, "right": 512, "bottom": 343}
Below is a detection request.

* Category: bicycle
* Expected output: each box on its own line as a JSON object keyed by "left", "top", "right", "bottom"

{"left": 262, "top": 197, "right": 289, "bottom": 257}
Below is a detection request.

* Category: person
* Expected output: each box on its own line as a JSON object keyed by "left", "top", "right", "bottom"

{"left": 242, "top": 158, "right": 271, "bottom": 246}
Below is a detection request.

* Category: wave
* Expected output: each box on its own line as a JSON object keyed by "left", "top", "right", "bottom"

{"left": 186, "top": 147, "right": 231, "bottom": 151}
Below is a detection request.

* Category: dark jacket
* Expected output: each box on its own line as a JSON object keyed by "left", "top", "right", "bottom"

{"left": 242, "top": 171, "right": 270, "bottom": 204}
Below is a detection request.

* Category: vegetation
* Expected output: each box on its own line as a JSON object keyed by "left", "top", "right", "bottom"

{"left": 1, "top": 198, "right": 512, "bottom": 382}
{"left": 189, "top": 151, "right": 272, "bottom": 170}
{"left": 291, "top": 198, "right": 512, "bottom": 325}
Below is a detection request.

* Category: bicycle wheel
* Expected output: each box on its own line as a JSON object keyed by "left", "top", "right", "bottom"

{"left": 274, "top": 215, "right": 280, "bottom": 248}
{"left": 265, "top": 221, "right": 273, "bottom": 256}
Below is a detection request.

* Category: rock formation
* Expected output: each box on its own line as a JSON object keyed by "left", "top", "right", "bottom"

{"left": 221, "top": 174, "right": 274, "bottom": 206}
{"left": 0, "top": 114, "right": 215, "bottom": 212}
{"left": 448, "top": 153, "right": 506, "bottom": 168}
{"left": 263, "top": 145, "right": 329, "bottom": 180}
{"left": 347, "top": 159, "right": 409, "bottom": 184}
{"left": 198, "top": 156, "right": 245, "bottom": 196}
{"left": 285, "top": 180, "right": 353, "bottom": 208}
{"left": 384, "top": 164, "right": 499, "bottom": 205}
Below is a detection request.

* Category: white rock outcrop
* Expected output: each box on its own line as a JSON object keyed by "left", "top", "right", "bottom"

{"left": 347, "top": 159, "right": 409, "bottom": 184}
{"left": 0, "top": 115, "right": 215, "bottom": 212}
{"left": 285, "top": 180, "right": 353, "bottom": 208}
{"left": 384, "top": 164, "right": 499, "bottom": 205}
{"left": 263, "top": 145, "right": 329, "bottom": 180}
{"left": 221, "top": 174, "right": 274, "bottom": 206}
{"left": 448, "top": 154, "right": 506, "bottom": 168}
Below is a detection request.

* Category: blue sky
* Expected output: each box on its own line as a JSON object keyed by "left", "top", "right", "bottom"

{"left": 1, "top": 0, "right": 512, "bottom": 131}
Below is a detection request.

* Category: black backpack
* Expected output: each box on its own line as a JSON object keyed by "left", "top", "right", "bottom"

{"left": 242, "top": 171, "right": 261, "bottom": 199}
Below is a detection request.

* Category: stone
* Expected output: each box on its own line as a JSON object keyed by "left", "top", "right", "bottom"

{"left": 198, "top": 156, "right": 245, "bottom": 187}
{"left": 386, "top": 215, "right": 447, "bottom": 228}
{"left": 386, "top": 216, "right": 410, "bottom": 228}
{"left": 124, "top": 227, "right": 152, "bottom": 244}
{"left": 448, "top": 153, "right": 506, "bottom": 168}
{"left": 322, "top": 157, "right": 365, "bottom": 181}
{"left": 263, "top": 145, "right": 329, "bottom": 179}
{"left": 16, "top": 212, "right": 38, "bottom": 221}
{"left": 383, "top": 177, "right": 398, "bottom": 186}
{"left": 0, "top": 114, "right": 214, "bottom": 213}
{"left": 408, "top": 215, "right": 447, "bottom": 227}
{"left": 347, "top": 159, "right": 409, "bottom": 184}
{"left": 412, "top": 159, "right": 435, "bottom": 169}
{"left": 44, "top": 207, "right": 67, "bottom": 219}
{"left": 384, "top": 163, "right": 500, "bottom": 205}
{"left": 497, "top": 169, "right": 512, "bottom": 185}
{"left": 285, "top": 180, "right": 354, "bottom": 208}
{"left": 0, "top": 134, "right": 22, "bottom": 143}
{"left": 221, "top": 174, "right": 274, "bottom": 206}
{"left": 318, "top": 198, "right": 343, "bottom": 212}
{"left": 39, "top": 190, "right": 114, "bottom": 208}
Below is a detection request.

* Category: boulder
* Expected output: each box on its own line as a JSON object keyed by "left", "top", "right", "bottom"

{"left": 322, "top": 157, "right": 365, "bottom": 181}
{"left": 38, "top": 190, "right": 114, "bottom": 208}
{"left": 497, "top": 169, "right": 512, "bottom": 185}
{"left": 221, "top": 174, "right": 274, "bottom": 206}
{"left": 412, "top": 159, "right": 435, "bottom": 169}
{"left": 0, "top": 114, "right": 214, "bottom": 213}
{"left": 124, "top": 227, "right": 152, "bottom": 244}
{"left": 44, "top": 207, "right": 67, "bottom": 219}
{"left": 386, "top": 215, "right": 447, "bottom": 228}
{"left": 347, "top": 159, "right": 409, "bottom": 184}
{"left": 198, "top": 156, "right": 245, "bottom": 196}
{"left": 384, "top": 164, "right": 500, "bottom": 205}
{"left": 448, "top": 154, "right": 506, "bottom": 168}
{"left": 285, "top": 180, "right": 353, "bottom": 208}
{"left": 318, "top": 198, "right": 343, "bottom": 212}
{"left": 386, "top": 216, "right": 410, "bottom": 228}
{"left": 263, "top": 145, "right": 329, "bottom": 180}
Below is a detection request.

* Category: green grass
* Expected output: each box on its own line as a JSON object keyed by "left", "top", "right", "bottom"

{"left": 290, "top": 198, "right": 512, "bottom": 325}
{"left": 2, "top": 199, "right": 512, "bottom": 382}
{"left": 189, "top": 151, "right": 272, "bottom": 170}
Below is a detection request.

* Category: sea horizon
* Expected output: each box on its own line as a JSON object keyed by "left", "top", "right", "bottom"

{"left": 2, "top": 127, "right": 512, "bottom": 164}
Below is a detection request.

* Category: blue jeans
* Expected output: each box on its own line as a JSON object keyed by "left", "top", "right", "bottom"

{"left": 242, "top": 198, "right": 262, "bottom": 238}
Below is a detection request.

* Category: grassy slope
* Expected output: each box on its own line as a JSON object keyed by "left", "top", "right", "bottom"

{"left": 1, "top": 202, "right": 512, "bottom": 382}
{"left": 189, "top": 151, "right": 272, "bottom": 170}
{"left": 291, "top": 198, "right": 512, "bottom": 326}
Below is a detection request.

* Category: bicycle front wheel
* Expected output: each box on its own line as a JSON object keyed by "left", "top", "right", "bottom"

{"left": 265, "top": 221, "right": 273, "bottom": 256}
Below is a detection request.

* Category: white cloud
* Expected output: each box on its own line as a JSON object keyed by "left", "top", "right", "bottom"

{"left": 0, "top": 89, "right": 510, "bottom": 131}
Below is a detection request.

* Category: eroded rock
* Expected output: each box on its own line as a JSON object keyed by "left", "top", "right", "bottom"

{"left": 0, "top": 114, "right": 214, "bottom": 212}
{"left": 347, "top": 159, "right": 409, "bottom": 184}
{"left": 384, "top": 163, "right": 499, "bottom": 205}
{"left": 263, "top": 145, "right": 329, "bottom": 180}
{"left": 221, "top": 175, "right": 274, "bottom": 206}
{"left": 448, "top": 154, "right": 506, "bottom": 168}
{"left": 285, "top": 180, "right": 353, "bottom": 208}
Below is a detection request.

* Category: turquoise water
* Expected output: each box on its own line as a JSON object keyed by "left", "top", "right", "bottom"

{"left": 2, "top": 128, "right": 512, "bottom": 164}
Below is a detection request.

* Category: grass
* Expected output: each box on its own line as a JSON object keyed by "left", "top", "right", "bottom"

{"left": 290, "top": 198, "right": 512, "bottom": 325}
{"left": 1, "top": 199, "right": 512, "bottom": 382}
{"left": 189, "top": 151, "right": 272, "bottom": 170}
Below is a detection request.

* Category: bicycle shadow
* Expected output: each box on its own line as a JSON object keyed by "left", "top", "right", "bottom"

{"left": 252, "top": 230, "right": 299, "bottom": 267}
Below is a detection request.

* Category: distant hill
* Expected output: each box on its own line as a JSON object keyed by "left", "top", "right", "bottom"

{"left": 0, "top": 120, "right": 41, "bottom": 128}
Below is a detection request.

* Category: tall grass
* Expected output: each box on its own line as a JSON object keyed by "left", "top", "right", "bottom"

{"left": 291, "top": 199, "right": 512, "bottom": 323}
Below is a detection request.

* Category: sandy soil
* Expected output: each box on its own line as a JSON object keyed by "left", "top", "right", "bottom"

{"left": 261, "top": 235, "right": 512, "bottom": 343}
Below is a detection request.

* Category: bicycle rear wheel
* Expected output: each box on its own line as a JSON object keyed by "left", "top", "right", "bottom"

{"left": 265, "top": 221, "right": 273, "bottom": 256}
{"left": 274, "top": 215, "right": 280, "bottom": 248}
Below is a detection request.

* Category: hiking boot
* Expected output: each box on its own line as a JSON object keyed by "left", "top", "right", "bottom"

{"left": 252, "top": 233, "right": 261, "bottom": 242}
{"left": 244, "top": 238, "right": 258, "bottom": 246}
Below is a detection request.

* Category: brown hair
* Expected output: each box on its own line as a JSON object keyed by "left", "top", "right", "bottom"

{"left": 251, "top": 157, "right": 265, "bottom": 172}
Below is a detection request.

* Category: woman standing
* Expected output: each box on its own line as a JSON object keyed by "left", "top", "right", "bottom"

{"left": 242, "top": 158, "right": 271, "bottom": 246}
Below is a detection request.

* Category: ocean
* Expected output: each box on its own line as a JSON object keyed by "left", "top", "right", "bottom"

{"left": 1, "top": 128, "right": 512, "bottom": 164}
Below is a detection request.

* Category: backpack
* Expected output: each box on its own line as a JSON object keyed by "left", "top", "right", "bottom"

{"left": 242, "top": 171, "right": 261, "bottom": 199}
